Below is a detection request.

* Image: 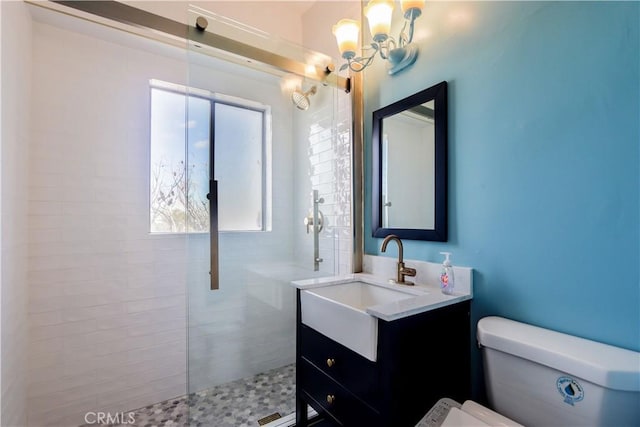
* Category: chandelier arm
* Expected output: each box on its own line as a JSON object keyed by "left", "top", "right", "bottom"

{"left": 406, "top": 14, "right": 418, "bottom": 44}
{"left": 378, "top": 38, "right": 396, "bottom": 60}
{"left": 348, "top": 51, "right": 377, "bottom": 72}
{"left": 398, "top": 20, "right": 409, "bottom": 48}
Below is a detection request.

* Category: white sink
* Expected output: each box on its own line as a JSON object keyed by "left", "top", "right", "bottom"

{"left": 300, "top": 281, "right": 418, "bottom": 361}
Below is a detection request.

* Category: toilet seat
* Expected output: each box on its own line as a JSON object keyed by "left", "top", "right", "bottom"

{"left": 455, "top": 400, "right": 524, "bottom": 427}
{"left": 441, "top": 407, "right": 490, "bottom": 426}
{"left": 418, "top": 398, "right": 523, "bottom": 427}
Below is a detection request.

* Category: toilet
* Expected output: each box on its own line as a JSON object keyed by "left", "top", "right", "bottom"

{"left": 421, "top": 316, "right": 640, "bottom": 426}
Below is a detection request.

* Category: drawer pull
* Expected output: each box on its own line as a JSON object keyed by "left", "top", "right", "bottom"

{"left": 326, "top": 394, "right": 336, "bottom": 405}
{"left": 326, "top": 358, "right": 336, "bottom": 368}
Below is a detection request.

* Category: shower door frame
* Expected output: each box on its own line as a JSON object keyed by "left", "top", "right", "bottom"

{"left": 45, "top": 1, "right": 350, "bottom": 93}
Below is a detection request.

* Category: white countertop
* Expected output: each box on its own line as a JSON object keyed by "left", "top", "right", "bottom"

{"left": 291, "top": 272, "right": 472, "bottom": 321}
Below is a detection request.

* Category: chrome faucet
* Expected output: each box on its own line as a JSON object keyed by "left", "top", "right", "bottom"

{"left": 380, "top": 235, "right": 416, "bottom": 285}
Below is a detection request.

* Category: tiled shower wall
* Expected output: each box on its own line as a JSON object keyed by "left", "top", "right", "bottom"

{"left": 293, "top": 85, "right": 353, "bottom": 277}
{"left": 1, "top": 2, "right": 32, "bottom": 426}
{"left": 26, "top": 21, "right": 192, "bottom": 427}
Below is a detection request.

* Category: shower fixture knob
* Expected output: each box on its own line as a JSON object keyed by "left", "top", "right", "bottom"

{"left": 304, "top": 210, "right": 324, "bottom": 234}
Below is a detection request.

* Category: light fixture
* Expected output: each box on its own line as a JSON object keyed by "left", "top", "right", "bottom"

{"left": 333, "top": 0, "right": 424, "bottom": 75}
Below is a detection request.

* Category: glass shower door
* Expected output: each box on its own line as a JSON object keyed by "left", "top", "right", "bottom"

{"left": 183, "top": 9, "right": 352, "bottom": 426}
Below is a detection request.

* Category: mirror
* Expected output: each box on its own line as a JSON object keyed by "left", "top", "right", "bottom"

{"left": 372, "top": 81, "right": 447, "bottom": 241}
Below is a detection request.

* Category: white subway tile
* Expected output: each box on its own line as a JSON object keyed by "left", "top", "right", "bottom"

{"left": 27, "top": 395, "right": 97, "bottom": 427}
{"left": 91, "top": 337, "right": 137, "bottom": 356}
{"left": 29, "top": 294, "right": 67, "bottom": 313}
{"left": 29, "top": 310, "right": 64, "bottom": 327}
{"left": 28, "top": 214, "right": 65, "bottom": 230}
{"left": 28, "top": 371, "right": 98, "bottom": 400}
{"left": 126, "top": 340, "right": 186, "bottom": 363}
{"left": 61, "top": 303, "right": 125, "bottom": 322}
{"left": 94, "top": 315, "right": 130, "bottom": 332}
{"left": 29, "top": 319, "right": 98, "bottom": 341}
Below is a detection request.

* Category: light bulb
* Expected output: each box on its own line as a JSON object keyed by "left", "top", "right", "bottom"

{"left": 332, "top": 19, "right": 360, "bottom": 60}
{"left": 364, "top": 0, "right": 394, "bottom": 43}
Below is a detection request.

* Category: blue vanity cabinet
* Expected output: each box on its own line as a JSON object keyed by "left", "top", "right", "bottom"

{"left": 295, "top": 289, "right": 471, "bottom": 427}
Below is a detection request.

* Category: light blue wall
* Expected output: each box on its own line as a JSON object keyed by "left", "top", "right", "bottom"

{"left": 363, "top": 0, "right": 639, "bottom": 392}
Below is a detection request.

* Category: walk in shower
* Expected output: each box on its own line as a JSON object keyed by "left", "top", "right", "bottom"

{"left": 20, "top": 2, "right": 355, "bottom": 426}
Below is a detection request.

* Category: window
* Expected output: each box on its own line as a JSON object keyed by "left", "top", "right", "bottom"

{"left": 149, "top": 81, "right": 271, "bottom": 233}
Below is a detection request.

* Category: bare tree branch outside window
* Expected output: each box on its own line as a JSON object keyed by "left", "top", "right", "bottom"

{"left": 150, "top": 158, "right": 209, "bottom": 233}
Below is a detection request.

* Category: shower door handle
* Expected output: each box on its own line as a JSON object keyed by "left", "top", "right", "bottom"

{"left": 209, "top": 179, "right": 219, "bottom": 290}
{"left": 311, "top": 190, "right": 324, "bottom": 271}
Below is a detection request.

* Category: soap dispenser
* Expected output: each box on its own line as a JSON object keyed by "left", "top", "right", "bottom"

{"left": 439, "top": 252, "right": 455, "bottom": 295}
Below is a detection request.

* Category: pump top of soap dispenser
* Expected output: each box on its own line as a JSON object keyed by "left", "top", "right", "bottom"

{"left": 440, "top": 252, "right": 452, "bottom": 266}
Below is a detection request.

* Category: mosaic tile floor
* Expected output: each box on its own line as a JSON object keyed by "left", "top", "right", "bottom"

{"left": 82, "top": 363, "right": 296, "bottom": 427}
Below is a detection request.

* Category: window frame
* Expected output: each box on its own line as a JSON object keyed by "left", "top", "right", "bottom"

{"left": 149, "top": 79, "right": 272, "bottom": 234}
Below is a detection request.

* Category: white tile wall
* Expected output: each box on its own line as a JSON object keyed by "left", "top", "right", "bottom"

{"left": 1, "top": 2, "right": 32, "bottom": 426}
{"left": 27, "top": 20, "right": 191, "bottom": 427}
{"left": 293, "top": 81, "right": 353, "bottom": 277}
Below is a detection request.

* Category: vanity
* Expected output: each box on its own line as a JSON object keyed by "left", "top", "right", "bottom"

{"left": 292, "top": 265, "right": 472, "bottom": 427}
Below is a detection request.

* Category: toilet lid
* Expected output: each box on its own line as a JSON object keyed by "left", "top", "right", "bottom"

{"left": 440, "top": 401, "right": 524, "bottom": 427}
{"left": 463, "top": 401, "right": 524, "bottom": 427}
{"left": 441, "top": 407, "right": 490, "bottom": 426}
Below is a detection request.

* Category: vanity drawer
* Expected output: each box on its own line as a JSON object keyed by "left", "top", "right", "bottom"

{"left": 300, "top": 324, "right": 379, "bottom": 404}
{"left": 300, "top": 359, "right": 380, "bottom": 427}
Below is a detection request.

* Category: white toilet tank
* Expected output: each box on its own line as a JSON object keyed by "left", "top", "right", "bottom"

{"left": 477, "top": 316, "right": 640, "bottom": 427}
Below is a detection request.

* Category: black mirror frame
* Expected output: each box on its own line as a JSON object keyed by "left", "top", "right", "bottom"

{"left": 372, "top": 81, "right": 448, "bottom": 241}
